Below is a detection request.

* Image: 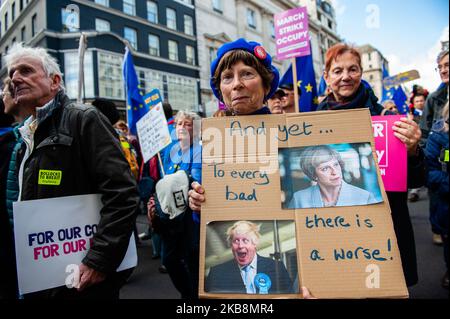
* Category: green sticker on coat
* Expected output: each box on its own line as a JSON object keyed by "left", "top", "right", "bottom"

{"left": 38, "top": 170, "right": 62, "bottom": 185}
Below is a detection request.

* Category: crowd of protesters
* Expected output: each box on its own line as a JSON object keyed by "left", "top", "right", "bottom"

{"left": 0, "top": 38, "right": 448, "bottom": 300}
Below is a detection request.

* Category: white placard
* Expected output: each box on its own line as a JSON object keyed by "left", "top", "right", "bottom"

{"left": 136, "top": 102, "right": 172, "bottom": 163}
{"left": 13, "top": 194, "right": 137, "bottom": 295}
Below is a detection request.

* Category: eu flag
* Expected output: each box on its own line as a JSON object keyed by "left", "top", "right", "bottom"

{"left": 279, "top": 53, "right": 319, "bottom": 112}
{"left": 318, "top": 75, "right": 327, "bottom": 96}
{"left": 381, "top": 63, "right": 408, "bottom": 114}
{"left": 122, "top": 47, "right": 147, "bottom": 135}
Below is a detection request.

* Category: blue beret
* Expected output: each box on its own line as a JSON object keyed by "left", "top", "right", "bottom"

{"left": 210, "top": 38, "right": 280, "bottom": 103}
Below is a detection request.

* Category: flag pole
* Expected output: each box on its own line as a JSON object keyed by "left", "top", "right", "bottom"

{"left": 292, "top": 58, "right": 300, "bottom": 113}
{"left": 77, "top": 32, "right": 87, "bottom": 104}
{"left": 157, "top": 152, "right": 165, "bottom": 177}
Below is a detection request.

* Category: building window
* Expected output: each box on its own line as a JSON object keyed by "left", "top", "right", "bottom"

{"left": 124, "top": 27, "right": 137, "bottom": 50}
{"left": 95, "top": 18, "right": 110, "bottom": 32}
{"left": 21, "top": 26, "right": 26, "bottom": 41}
{"left": 209, "top": 47, "right": 216, "bottom": 64}
{"left": 95, "top": 0, "right": 109, "bottom": 6}
{"left": 147, "top": 1, "right": 158, "bottom": 24}
{"left": 168, "top": 40, "right": 178, "bottom": 61}
{"left": 167, "top": 74, "right": 198, "bottom": 113}
{"left": 247, "top": 9, "right": 256, "bottom": 29}
{"left": 270, "top": 20, "right": 275, "bottom": 38}
{"left": 4, "top": 12, "right": 8, "bottom": 31}
{"left": 11, "top": 2, "right": 16, "bottom": 23}
{"left": 148, "top": 34, "right": 160, "bottom": 56}
{"left": 5, "top": 46, "right": 9, "bottom": 55}
{"left": 98, "top": 51, "right": 124, "bottom": 99}
{"left": 12, "top": 37, "right": 16, "bottom": 44}
{"left": 327, "top": 19, "right": 332, "bottom": 29}
{"left": 31, "top": 14, "right": 36, "bottom": 36}
{"left": 61, "top": 8, "right": 79, "bottom": 32}
{"left": 64, "top": 51, "right": 94, "bottom": 99}
{"left": 123, "top": 0, "right": 136, "bottom": 16}
{"left": 20, "top": 0, "right": 24, "bottom": 11}
{"left": 166, "top": 8, "right": 177, "bottom": 30}
{"left": 212, "top": 0, "right": 222, "bottom": 13}
{"left": 184, "top": 15, "right": 194, "bottom": 36}
{"left": 137, "top": 68, "right": 164, "bottom": 96}
{"left": 186, "top": 45, "right": 195, "bottom": 65}
{"left": 317, "top": 12, "right": 322, "bottom": 22}
{"left": 368, "top": 52, "right": 371, "bottom": 61}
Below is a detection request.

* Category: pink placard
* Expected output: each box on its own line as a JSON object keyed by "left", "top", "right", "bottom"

{"left": 371, "top": 115, "right": 407, "bottom": 192}
{"left": 274, "top": 7, "right": 311, "bottom": 60}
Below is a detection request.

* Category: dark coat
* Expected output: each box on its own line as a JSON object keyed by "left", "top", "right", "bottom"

{"left": 420, "top": 84, "right": 448, "bottom": 141}
{"left": 0, "top": 130, "right": 18, "bottom": 298}
{"left": 425, "top": 130, "right": 449, "bottom": 235}
{"left": 205, "top": 255, "right": 293, "bottom": 294}
{"left": 19, "top": 92, "right": 139, "bottom": 276}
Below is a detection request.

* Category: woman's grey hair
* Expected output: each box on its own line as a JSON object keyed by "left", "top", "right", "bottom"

{"left": 382, "top": 100, "right": 396, "bottom": 108}
{"left": 299, "top": 145, "right": 345, "bottom": 181}
{"left": 4, "top": 43, "right": 65, "bottom": 90}
{"left": 437, "top": 49, "right": 449, "bottom": 64}
{"left": 174, "top": 110, "right": 202, "bottom": 139}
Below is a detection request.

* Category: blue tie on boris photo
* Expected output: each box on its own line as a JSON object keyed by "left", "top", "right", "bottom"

{"left": 244, "top": 265, "right": 256, "bottom": 294}
{"left": 254, "top": 273, "right": 272, "bottom": 294}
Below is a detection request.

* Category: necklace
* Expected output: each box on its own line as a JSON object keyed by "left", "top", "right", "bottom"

{"left": 321, "top": 183, "right": 342, "bottom": 207}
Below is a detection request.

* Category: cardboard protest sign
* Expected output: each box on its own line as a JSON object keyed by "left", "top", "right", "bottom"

{"left": 372, "top": 115, "right": 407, "bottom": 192}
{"left": 137, "top": 89, "right": 171, "bottom": 163}
{"left": 199, "top": 109, "right": 408, "bottom": 299}
{"left": 13, "top": 194, "right": 137, "bottom": 295}
{"left": 274, "top": 7, "right": 310, "bottom": 60}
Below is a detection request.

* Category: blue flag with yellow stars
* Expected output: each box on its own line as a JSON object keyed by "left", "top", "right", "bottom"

{"left": 381, "top": 62, "right": 409, "bottom": 114}
{"left": 279, "top": 53, "right": 319, "bottom": 112}
{"left": 122, "top": 47, "right": 147, "bottom": 135}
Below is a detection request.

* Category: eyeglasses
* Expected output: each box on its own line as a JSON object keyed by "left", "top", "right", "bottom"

{"left": 435, "top": 63, "right": 449, "bottom": 72}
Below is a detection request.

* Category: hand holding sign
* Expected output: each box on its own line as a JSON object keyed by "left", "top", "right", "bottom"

{"left": 78, "top": 263, "right": 106, "bottom": 291}
{"left": 392, "top": 117, "right": 421, "bottom": 155}
{"left": 188, "top": 181, "right": 205, "bottom": 212}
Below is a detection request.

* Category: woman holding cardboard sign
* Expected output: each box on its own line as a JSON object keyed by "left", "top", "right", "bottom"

{"left": 189, "top": 38, "right": 280, "bottom": 213}
{"left": 188, "top": 38, "right": 314, "bottom": 298}
{"left": 317, "top": 43, "right": 425, "bottom": 287}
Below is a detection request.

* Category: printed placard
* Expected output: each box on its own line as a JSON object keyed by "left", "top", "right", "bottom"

{"left": 13, "top": 194, "right": 137, "bottom": 295}
{"left": 274, "top": 7, "right": 311, "bottom": 60}
{"left": 372, "top": 115, "right": 407, "bottom": 192}
{"left": 137, "top": 89, "right": 171, "bottom": 163}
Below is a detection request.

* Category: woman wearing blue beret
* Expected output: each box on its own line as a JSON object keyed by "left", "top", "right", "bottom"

{"left": 188, "top": 38, "right": 314, "bottom": 298}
